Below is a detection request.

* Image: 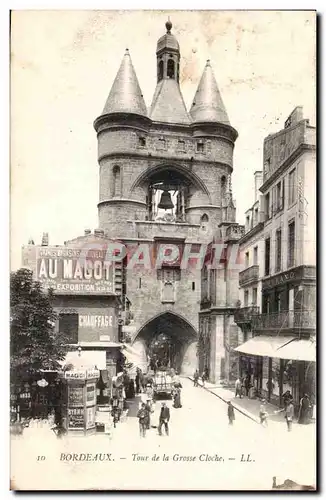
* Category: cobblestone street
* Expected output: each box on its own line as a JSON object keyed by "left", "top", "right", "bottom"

{"left": 11, "top": 378, "right": 316, "bottom": 490}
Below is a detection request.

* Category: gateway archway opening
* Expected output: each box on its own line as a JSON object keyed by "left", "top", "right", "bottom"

{"left": 134, "top": 312, "right": 198, "bottom": 375}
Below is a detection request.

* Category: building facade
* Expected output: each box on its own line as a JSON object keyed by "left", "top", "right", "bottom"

{"left": 93, "top": 20, "right": 243, "bottom": 381}
{"left": 235, "top": 107, "right": 316, "bottom": 408}
{"left": 22, "top": 230, "right": 123, "bottom": 380}
{"left": 234, "top": 171, "right": 264, "bottom": 380}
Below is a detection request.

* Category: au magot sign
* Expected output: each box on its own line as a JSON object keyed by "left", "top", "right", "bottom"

{"left": 36, "top": 247, "right": 115, "bottom": 295}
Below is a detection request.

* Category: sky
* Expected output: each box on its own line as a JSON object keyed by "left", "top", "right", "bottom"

{"left": 10, "top": 10, "right": 316, "bottom": 270}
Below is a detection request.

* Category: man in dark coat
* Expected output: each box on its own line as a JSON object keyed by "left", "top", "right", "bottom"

{"left": 193, "top": 370, "right": 199, "bottom": 387}
{"left": 298, "top": 394, "right": 311, "bottom": 424}
{"left": 227, "top": 401, "right": 235, "bottom": 425}
{"left": 137, "top": 403, "right": 150, "bottom": 438}
{"left": 158, "top": 402, "right": 170, "bottom": 436}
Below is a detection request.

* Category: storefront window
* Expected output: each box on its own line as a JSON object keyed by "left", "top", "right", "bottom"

{"left": 262, "top": 357, "right": 269, "bottom": 395}
{"left": 271, "top": 359, "right": 281, "bottom": 398}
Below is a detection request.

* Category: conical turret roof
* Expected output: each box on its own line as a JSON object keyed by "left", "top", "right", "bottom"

{"left": 102, "top": 49, "right": 147, "bottom": 117}
{"left": 190, "top": 60, "right": 230, "bottom": 125}
{"left": 149, "top": 79, "right": 191, "bottom": 125}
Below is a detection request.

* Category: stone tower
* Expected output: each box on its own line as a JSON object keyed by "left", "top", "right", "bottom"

{"left": 94, "top": 21, "right": 241, "bottom": 378}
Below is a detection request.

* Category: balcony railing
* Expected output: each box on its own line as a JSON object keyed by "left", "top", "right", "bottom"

{"left": 234, "top": 306, "right": 259, "bottom": 325}
{"left": 239, "top": 265, "right": 259, "bottom": 286}
{"left": 252, "top": 310, "right": 316, "bottom": 332}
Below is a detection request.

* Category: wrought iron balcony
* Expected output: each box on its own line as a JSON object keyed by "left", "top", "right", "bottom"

{"left": 252, "top": 310, "right": 316, "bottom": 333}
{"left": 239, "top": 265, "right": 259, "bottom": 286}
{"left": 234, "top": 306, "right": 259, "bottom": 325}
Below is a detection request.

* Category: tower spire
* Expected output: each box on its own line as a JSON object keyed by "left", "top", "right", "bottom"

{"left": 101, "top": 49, "right": 147, "bottom": 117}
{"left": 190, "top": 60, "right": 230, "bottom": 125}
{"left": 149, "top": 20, "right": 190, "bottom": 124}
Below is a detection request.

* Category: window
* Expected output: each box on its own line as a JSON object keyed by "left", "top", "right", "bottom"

{"left": 157, "top": 138, "right": 166, "bottom": 150}
{"left": 252, "top": 288, "right": 258, "bottom": 306}
{"left": 138, "top": 136, "right": 146, "bottom": 147}
{"left": 112, "top": 165, "right": 121, "bottom": 197}
{"left": 158, "top": 60, "right": 164, "bottom": 81}
{"left": 265, "top": 192, "right": 270, "bottom": 219}
{"left": 177, "top": 140, "right": 185, "bottom": 152}
{"left": 262, "top": 294, "right": 270, "bottom": 314}
{"left": 192, "top": 282, "right": 195, "bottom": 291}
{"left": 253, "top": 246, "right": 258, "bottom": 266}
{"left": 254, "top": 207, "right": 259, "bottom": 225}
{"left": 275, "top": 228, "right": 282, "bottom": 272}
{"left": 246, "top": 215, "right": 250, "bottom": 229}
{"left": 264, "top": 158, "right": 271, "bottom": 173}
{"left": 245, "top": 251, "right": 250, "bottom": 268}
{"left": 288, "top": 169, "right": 297, "bottom": 205}
{"left": 244, "top": 290, "right": 249, "bottom": 307}
{"left": 197, "top": 141, "right": 204, "bottom": 153}
{"left": 167, "top": 59, "right": 175, "bottom": 78}
{"left": 139, "top": 278, "right": 142, "bottom": 289}
{"left": 275, "top": 180, "right": 284, "bottom": 212}
{"left": 59, "top": 313, "right": 78, "bottom": 344}
{"left": 288, "top": 220, "right": 295, "bottom": 268}
{"left": 265, "top": 237, "right": 271, "bottom": 276}
{"left": 276, "top": 292, "right": 281, "bottom": 312}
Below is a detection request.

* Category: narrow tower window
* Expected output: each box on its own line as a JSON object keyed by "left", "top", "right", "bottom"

{"left": 158, "top": 60, "right": 164, "bottom": 81}
{"left": 112, "top": 165, "right": 121, "bottom": 197}
{"left": 221, "top": 175, "right": 227, "bottom": 199}
{"left": 167, "top": 59, "right": 175, "bottom": 79}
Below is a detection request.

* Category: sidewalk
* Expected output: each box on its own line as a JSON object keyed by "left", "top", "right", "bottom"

{"left": 188, "top": 377, "right": 313, "bottom": 427}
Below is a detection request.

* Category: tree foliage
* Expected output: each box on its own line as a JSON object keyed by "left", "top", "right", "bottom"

{"left": 10, "top": 268, "right": 69, "bottom": 383}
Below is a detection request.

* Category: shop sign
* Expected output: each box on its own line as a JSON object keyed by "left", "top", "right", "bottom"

{"left": 79, "top": 315, "right": 114, "bottom": 328}
{"left": 87, "top": 369, "right": 100, "bottom": 379}
{"left": 65, "top": 371, "right": 87, "bottom": 380}
{"left": 86, "top": 384, "right": 96, "bottom": 405}
{"left": 68, "top": 409, "right": 84, "bottom": 429}
{"left": 86, "top": 406, "right": 96, "bottom": 429}
{"left": 262, "top": 270, "right": 298, "bottom": 290}
{"left": 68, "top": 386, "right": 84, "bottom": 406}
{"left": 65, "top": 368, "right": 100, "bottom": 381}
{"left": 35, "top": 246, "right": 114, "bottom": 295}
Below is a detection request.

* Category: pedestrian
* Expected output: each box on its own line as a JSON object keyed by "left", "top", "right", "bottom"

{"left": 282, "top": 390, "right": 293, "bottom": 406}
{"left": 202, "top": 369, "right": 208, "bottom": 387}
{"left": 135, "top": 368, "right": 141, "bottom": 394}
{"left": 193, "top": 369, "right": 199, "bottom": 387}
{"left": 298, "top": 394, "right": 311, "bottom": 425}
{"left": 276, "top": 399, "right": 294, "bottom": 432}
{"left": 244, "top": 373, "right": 251, "bottom": 397}
{"left": 158, "top": 402, "right": 170, "bottom": 436}
{"left": 137, "top": 403, "right": 149, "bottom": 438}
{"left": 172, "top": 384, "right": 182, "bottom": 409}
{"left": 259, "top": 399, "right": 268, "bottom": 427}
{"left": 235, "top": 377, "right": 242, "bottom": 398}
{"left": 227, "top": 401, "right": 235, "bottom": 426}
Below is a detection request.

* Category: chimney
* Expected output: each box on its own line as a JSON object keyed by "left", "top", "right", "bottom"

{"left": 94, "top": 228, "right": 105, "bottom": 238}
{"left": 84, "top": 229, "right": 91, "bottom": 236}
{"left": 41, "top": 232, "right": 49, "bottom": 246}
{"left": 284, "top": 106, "right": 304, "bottom": 129}
{"left": 254, "top": 171, "right": 263, "bottom": 202}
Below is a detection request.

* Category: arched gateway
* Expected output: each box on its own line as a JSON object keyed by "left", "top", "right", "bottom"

{"left": 132, "top": 312, "right": 198, "bottom": 376}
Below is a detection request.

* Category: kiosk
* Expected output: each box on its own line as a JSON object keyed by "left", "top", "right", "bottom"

{"left": 64, "top": 367, "right": 100, "bottom": 436}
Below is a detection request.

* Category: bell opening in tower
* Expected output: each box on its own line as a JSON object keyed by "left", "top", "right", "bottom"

{"left": 147, "top": 182, "right": 187, "bottom": 223}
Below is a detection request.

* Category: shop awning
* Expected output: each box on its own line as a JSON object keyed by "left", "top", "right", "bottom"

{"left": 68, "top": 341, "right": 122, "bottom": 348}
{"left": 275, "top": 338, "right": 316, "bottom": 362}
{"left": 61, "top": 350, "right": 107, "bottom": 370}
{"left": 234, "top": 335, "right": 295, "bottom": 357}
